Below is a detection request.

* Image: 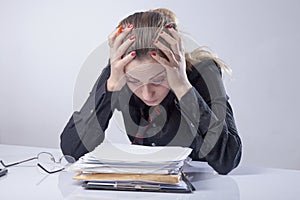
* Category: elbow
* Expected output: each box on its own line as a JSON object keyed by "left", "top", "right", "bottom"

{"left": 60, "top": 136, "right": 88, "bottom": 161}
{"left": 60, "top": 126, "right": 88, "bottom": 161}
{"left": 214, "top": 164, "right": 236, "bottom": 175}
{"left": 212, "top": 145, "right": 242, "bottom": 175}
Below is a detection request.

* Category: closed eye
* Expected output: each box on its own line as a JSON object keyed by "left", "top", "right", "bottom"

{"left": 127, "top": 79, "right": 140, "bottom": 84}
{"left": 126, "top": 76, "right": 141, "bottom": 85}
{"left": 151, "top": 76, "right": 166, "bottom": 84}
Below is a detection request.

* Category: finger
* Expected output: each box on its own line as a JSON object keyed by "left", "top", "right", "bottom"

{"left": 165, "top": 25, "right": 180, "bottom": 43}
{"left": 108, "top": 26, "right": 123, "bottom": 47}
{"left": 117, "top": 35, "right": 135, "bottom": 57}
{"left": 116, "top": 25, "right": 123, "bottom": 36}
{"left": 110, "top": 34, "right": 135, "bottom": 63}
{"left": 168, "top": 26, "right": 184, "bottom": 51}
{"left": 164, "top": 25, "right": 184, "bottom": 52}
{"left": 159, "top": 31, "right": 181, "bottom": 57}
{"left": 150, "top": 51, "right": 171, "bottom": 69}
{"left": 108, "top": 24, "right": 133, "bottom": 48}
{"left": 119, "top": 51, "right": 136, "bottom": 70}
{"left": 154, "top": 40, "right": 179, "bottom": 64}
{"left": 114, "top": 24, "right": 134, "bottom": 48}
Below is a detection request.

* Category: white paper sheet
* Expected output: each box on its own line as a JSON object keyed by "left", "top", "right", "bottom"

{"left": 86, "top": 142, "right": 192, "bottom": 163}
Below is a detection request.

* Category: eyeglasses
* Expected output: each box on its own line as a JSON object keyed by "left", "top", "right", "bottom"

{"left": 0, "top": 152, "right": 75, "bottom": 174}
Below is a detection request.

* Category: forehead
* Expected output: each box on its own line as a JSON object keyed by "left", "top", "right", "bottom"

{"left": 125, "top": 57, "right": 165, "bottom": 79}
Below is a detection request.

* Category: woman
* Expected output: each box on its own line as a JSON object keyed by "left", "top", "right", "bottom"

{"left": 60, "top": 8, "right": 242, "bottom": 175}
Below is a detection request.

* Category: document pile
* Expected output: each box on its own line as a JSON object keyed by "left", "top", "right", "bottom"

{"left": 69, "top": 142, "right": 195, "bottom": 193}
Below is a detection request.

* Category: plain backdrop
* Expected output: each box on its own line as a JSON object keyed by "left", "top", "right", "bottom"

{"left": 1, "top": 0, "right": 300, "bottom": 170}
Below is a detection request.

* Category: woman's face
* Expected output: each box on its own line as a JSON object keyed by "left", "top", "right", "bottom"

{"left": 125, "top": 57, "right": 170, "bottom": 106}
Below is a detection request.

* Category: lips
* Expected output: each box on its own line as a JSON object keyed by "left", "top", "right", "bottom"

{"left": 143, "top": 99, "right": 158, "bottom": 105}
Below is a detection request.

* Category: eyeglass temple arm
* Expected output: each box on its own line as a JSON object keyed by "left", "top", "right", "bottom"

{"left": 0, "top": 157, "right": 37, "bottom": 168}
{"left": 37, "top": 163, "right": 64, "bottom": 174}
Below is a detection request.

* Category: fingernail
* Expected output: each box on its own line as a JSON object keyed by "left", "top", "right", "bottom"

{"left": 130, "top": 35, "right": 135, "bottom": 40}
{"left": 128, "top": 24, "right": 133, "bottom": 28}
{"left": 131, "top": 51, "right": 136, "bottom": 56}
{"left": 151, "top": 52, "right": 156, "bottom": 56}
{"left": 166, "top": 24, "right": 173, "bottom": 29}
{"left": 116, "top": 25, "right": 123, "bottom": 36}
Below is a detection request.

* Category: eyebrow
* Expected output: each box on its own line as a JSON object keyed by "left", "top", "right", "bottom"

{"left": 126, "top": 70, "right": 166, "bottom": 81}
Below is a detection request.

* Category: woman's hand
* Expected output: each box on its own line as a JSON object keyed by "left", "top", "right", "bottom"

{"left": 151, "top": 26, "right": 192, "bottom": 100}
{"left": 107, "top": 24, "right": 136, "bottom": 91}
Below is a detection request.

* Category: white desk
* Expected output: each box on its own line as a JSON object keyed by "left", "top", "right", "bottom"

{"left": 1, "top": 144, "right": 299, "bottom": 200}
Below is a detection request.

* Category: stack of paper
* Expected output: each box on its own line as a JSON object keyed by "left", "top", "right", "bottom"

{"left": 69, "top": 142, "right": 194, "bottom": 193}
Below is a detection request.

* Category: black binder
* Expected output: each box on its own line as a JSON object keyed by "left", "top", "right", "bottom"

{"left": 82, "top": 173, "right": 195, "bottom": 193}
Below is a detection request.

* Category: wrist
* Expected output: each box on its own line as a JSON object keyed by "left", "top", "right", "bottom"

{"left": 173, "top": 82, "right": 193, "bottom": 100}
{"left": 107, "top": 77, "right": 123, "bottom": 91}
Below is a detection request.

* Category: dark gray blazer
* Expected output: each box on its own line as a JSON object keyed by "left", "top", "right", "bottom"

{"left": 60, "top": 59, "right": 242, "bottom": 175}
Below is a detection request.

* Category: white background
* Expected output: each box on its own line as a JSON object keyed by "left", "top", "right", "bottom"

{"left": 0, "top": 0, "right": 299, "bottom": 170}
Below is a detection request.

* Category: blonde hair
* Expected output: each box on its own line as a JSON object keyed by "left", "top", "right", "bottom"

{"left": 118, "top": 8, "right": 231, "bottom": 75}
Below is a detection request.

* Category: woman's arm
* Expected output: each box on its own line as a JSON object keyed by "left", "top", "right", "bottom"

{"left": 151, "top": 27, "right": 241, "bottom": 174}
{"left": 178, "top": 59, "right": 242, "bottom": 175}
{"left": 60, "top": 64, "right": 118, "bottom": 160}
{"left": 60, "top": 23, "right": 135, "bottom": 160}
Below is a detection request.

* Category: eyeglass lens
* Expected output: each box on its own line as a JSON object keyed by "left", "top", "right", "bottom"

{"left": 37, "top": 152, "right": 75, "bottom": 173}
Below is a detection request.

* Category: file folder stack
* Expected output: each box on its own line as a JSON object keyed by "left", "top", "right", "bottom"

{"left": 69, "top": 142, "right": 195, "bottom": 193}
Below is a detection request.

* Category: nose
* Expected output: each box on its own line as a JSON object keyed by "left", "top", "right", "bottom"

{"left": 141, "top": 84, "right": 154, "bottom": 101}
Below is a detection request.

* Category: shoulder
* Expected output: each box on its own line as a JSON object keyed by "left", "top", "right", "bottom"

{"left": 189, "top": 59, "right": 222, "bottom": 76}
{"left": 187, "top": 59, "right": 227, "bottom": 102}
{"left": 187, "top": 59, "right": 222, "bottom": 83}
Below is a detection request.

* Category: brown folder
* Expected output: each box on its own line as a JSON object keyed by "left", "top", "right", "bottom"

{"left": 73, "top": 173, "right": 180, "bottom": 184}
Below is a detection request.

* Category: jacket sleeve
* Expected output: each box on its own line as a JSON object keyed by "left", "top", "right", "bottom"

{"left": 60, "top": 64, "right": 119, "bottom": 160}
{"left": 177, "top": 60, "right": 242, "bottom": 175}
